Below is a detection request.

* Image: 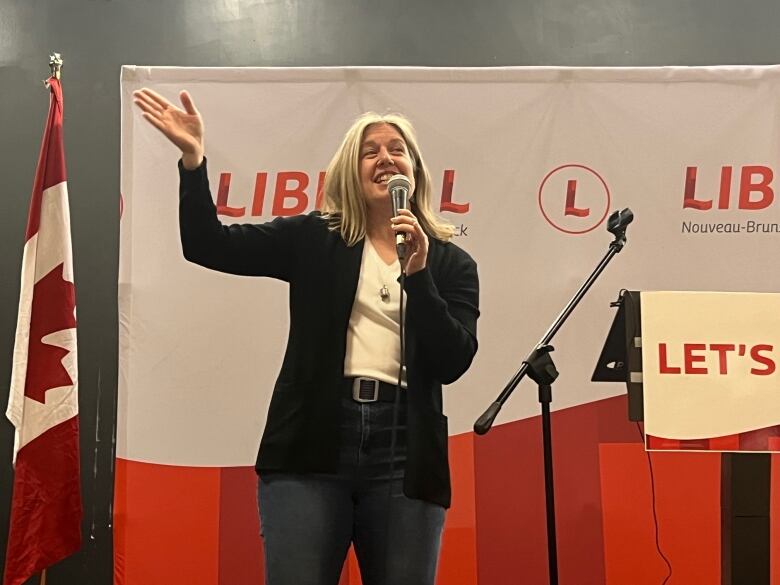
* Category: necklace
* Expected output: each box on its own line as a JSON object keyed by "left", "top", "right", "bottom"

{"left": 367, "top": 238, "right": 397, "bottom": 303}
{"left": 379, "top": 284, "right": 390, "bottom": 302}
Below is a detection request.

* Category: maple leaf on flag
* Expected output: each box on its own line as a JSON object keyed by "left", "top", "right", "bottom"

{"left": 23, "top": 263, "right": 76, "bottom": 404}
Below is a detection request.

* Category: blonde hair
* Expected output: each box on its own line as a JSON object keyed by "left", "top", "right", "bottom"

{"left": 320, "top": 112, "right": 455, "bottom": 246}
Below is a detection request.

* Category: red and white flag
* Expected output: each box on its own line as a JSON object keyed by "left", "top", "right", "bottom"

{"left": 4, "top": 77, "right": 82, "bottom": 585}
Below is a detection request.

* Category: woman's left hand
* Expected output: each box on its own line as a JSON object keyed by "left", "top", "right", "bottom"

{"left": 392, "top": 209, "right": 429, "bottom": 276}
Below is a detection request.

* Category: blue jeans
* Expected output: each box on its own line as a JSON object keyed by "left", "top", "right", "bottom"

{"left": 258, "top": 395, "right": 446, "bottom": 585}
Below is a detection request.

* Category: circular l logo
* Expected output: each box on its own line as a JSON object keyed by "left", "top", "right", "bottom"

{"left": 538, "top": 164, "right": 610, "bottom": 234}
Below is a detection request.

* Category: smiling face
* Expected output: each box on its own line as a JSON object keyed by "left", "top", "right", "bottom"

{"left": 359, "top": 123, "right": 416, "bottom": 211}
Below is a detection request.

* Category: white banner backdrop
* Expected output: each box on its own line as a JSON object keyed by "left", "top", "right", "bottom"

{"left": 119, "top": 66, "right": 780, "bottom": 467}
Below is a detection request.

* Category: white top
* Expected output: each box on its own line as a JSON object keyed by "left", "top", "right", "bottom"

{"left": 343, "top": 238, "right": 407, "bottom": 386}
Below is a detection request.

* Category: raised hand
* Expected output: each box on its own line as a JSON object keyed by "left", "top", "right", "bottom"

{"left": 133, "top": 88, "right": 204, "bottom": 169}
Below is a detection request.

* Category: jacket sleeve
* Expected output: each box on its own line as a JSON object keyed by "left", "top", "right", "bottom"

{"left": 403, "top": 247, "right": 479, "bottom": 384}
{"left": 178, "top": 158, "right": 296, "bottom": 281}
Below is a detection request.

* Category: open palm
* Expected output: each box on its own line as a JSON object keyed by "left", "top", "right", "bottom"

{"left": 133, "top": 88, "right": 204, "bottom": 160}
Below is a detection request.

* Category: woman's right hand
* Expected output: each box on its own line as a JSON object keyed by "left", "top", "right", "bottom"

{"left": 133, "top": 88, "right": 205, "bottom": 170}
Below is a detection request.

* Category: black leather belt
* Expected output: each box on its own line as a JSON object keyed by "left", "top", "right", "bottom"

{"left": 347, "top": 377, "right": 405, "bottom": 403}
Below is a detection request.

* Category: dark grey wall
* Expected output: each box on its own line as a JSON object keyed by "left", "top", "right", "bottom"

{"left": 2, "top": 1, "right": 780, "bottom": 583}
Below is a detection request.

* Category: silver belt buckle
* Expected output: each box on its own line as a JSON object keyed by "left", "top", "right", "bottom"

{"left": 353, "top": 377, "right": 379, "bottom": 403}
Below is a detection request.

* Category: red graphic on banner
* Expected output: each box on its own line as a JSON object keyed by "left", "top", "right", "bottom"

{"left": 648, "top": 423, "right": 780, "bottom": 452}
{"left": 216, "top": 173, "right": 244, "bottom": 217}
{"left": 441, "top": 169, "right": 470, "bottom": 213}
{"left": 215, "top": 169, "right": 470, "bottom": 218}
{"left": 564, "top": 179, "right": 589, "bottom": 217}
{"left": 683, "top": 165, "right": 775, "bottom": 210}
{"left": 271, "top": 172, "right": 309, "bottom": 216}
{"left": 657, "top": 342, "right": 775, "bottom": 375}
{"left": 538, "top": 164, "right": 610, "bottom": 234}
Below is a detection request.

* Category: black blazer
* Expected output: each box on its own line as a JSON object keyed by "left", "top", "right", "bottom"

{"left": 178, "top": 160, "right": 479, "bottom": 507}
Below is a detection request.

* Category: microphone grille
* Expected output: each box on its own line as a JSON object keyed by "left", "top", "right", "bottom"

{"left": 387, "top": 174, "right": 411, "bottom": 192}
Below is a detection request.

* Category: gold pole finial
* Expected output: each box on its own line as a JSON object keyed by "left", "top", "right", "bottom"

{"left": 44, "top": 53, "right": 63, "bottom": 87}
{"left": 49, "top": 53, "right": 63, "bottom": 79}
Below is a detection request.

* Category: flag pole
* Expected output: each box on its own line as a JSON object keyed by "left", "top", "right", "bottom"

{"left": 38, "top": 51, "right": 60, "bottom": 585}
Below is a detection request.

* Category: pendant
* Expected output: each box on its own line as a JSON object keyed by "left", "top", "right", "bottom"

{"left": 379, "top": 285, "right": 390, "bottom": 302}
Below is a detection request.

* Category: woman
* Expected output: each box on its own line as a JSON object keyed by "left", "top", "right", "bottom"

{"left": 133, "top": 88, "right": 479, "bottom": 585}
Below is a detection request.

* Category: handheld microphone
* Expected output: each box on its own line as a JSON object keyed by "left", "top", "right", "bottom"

{"left": 388, "top": 174, "right": 411, "bottom": 260}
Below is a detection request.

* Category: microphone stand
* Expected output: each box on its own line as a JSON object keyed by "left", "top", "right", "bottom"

{"left": 474, "top": 208, "right": 634, "bottom": 585}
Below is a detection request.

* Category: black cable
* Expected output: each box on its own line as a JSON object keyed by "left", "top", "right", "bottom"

{"left": 636, "top": 421, "right": 673, "bottom": 585}
{"left": 379, "top": 268, "right": 406, "bottom": 583}
{"left": 622, "top": 291, "right": 673, "bottom": 583}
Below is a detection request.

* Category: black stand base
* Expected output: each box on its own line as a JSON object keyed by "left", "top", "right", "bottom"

{"left": 721, "top": 453, "right": 770, "bottom": 585}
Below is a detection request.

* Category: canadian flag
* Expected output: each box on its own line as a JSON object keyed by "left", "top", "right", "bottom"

{"left": 4, "top": 77, "right": 82, "bottom": 585}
